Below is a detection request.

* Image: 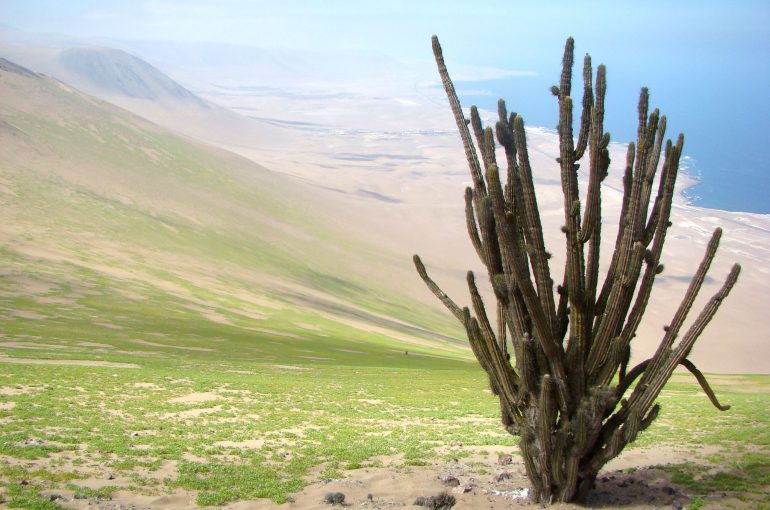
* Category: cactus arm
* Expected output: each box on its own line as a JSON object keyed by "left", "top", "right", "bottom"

{"left": 431, "top": 35, "right": 486, "bottom": 196}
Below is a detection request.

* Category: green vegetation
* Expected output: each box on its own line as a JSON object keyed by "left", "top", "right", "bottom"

{"left": 0, "top": 48, "right": 767, "bottom": 509}
{"left": 0, "top": 351, "right": 767, "bottom": 507}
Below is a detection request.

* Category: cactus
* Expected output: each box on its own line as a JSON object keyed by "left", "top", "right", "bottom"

{"left": 414, "top": 36, "right": 740, "bottom": 504}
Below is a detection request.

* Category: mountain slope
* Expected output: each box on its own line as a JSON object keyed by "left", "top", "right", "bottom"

{"left": 57, "top": 47, "right": 205, "bottom": 105}
{"left": 0, "top": 58, "right": 468, "bottom": 368}
{"left": 0, "top": 44, "right": 290, "bottom": 158}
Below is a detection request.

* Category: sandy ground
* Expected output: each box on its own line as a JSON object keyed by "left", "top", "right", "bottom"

{"left": 24, "top": 443, "right": 759, "bottom": 510}
{"left": 2, "top": 40, "right": 768, "bottom": 373}
{"left": 190, "top": 74, "right": 770, "bottom": 375}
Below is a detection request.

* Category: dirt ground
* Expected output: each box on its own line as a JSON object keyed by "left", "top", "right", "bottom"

{"left": 32, "top": 443, "right": 757, "bottom": 510}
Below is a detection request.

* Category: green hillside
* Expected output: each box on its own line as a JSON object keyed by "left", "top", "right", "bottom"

{"left": 0, "top": 58, "right": 467, "bottom": 369}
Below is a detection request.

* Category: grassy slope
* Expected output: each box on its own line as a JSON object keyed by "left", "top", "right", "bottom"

{"left": 0, "top": 65, "right": 467, "bottom": 369}
{"left": 0, "top": 66, "right": 767, "bottom": 509}
{"left": 0, "top": 358, "right": 767, "bottom": 508}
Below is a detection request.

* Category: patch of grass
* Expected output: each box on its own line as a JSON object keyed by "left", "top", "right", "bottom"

{"left": 171, "top": 461, "right": 304, "bottom": 505}
{"left": 662, "top": 452, "right": 770, "bottom": 497}
{"left": 5, "top": 483, "right": 65, "bottom": 509}
{"left": 65, "top": 484, "right": 119, "bottom": 500}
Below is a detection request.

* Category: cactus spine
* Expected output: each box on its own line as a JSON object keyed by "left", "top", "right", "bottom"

{"left": 414, "top": 36, "right": 739, "bottom": 504}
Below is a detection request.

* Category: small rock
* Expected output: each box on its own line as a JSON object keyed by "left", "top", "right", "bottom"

{"left": 438, "top": 474, "right": 460, "bottom": 487}
{"left": 367, "top": 493, "right": 373, "bottom": 501}
{"left": 104, "top": 471, "right": 115, "bottom": 480}
{"left": 450, "top": 441, "right": 462, "bottom": 447}
{"left": 49, "top": 494, "right": 63, "bottom": 501}
{"left": 415, "top": 492, "right": 457, "bottom": 509}
{"left": 672, "top": 501, "right": 683, "bottom": 510}
{"left": 617, "top": 480, "right": 629, "bottom": 488}
{"left": 662, "top": 486, "right": 676, "bottom": 495}
{"left": 323, "top": 492, "right": 345, "bottom": 506}
{"left": 494, "top": 472, "right": 513, "bottom": 482}
{"left": 453, "top": 484, "right": 473, "bottom": 494}
{"left": 497, "top": 454, "right": 513, "bottom": 465}
{"left": 130, "top": 432, "right": 140, "bottom": 437}
{"left": 19, "top": 480, "right": 29, "bottom": 486}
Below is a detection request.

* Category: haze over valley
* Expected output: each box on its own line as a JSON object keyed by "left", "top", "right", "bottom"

{"left": 2, "top": 25, "right": 768, "bottom": 373}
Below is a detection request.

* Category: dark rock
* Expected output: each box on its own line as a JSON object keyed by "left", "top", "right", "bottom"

{"left": 323, "top": 492, "right": 345, "bottom": 506}
{"left": 415, "top": 492, "right": 457, "bottom": 509}
{"left": 454, "top": 484, "right": 473, "bottom": 494}
{"left": 494, "top": 472, "right": 513, "bottom": 482}
{"left": 673, "top": 501, "right": 684, "bottom": 510}
{"left": 497, "top": 454, "right": 513, "bottom": 465}
{"left": 19, "top": 480, "right": 29, "bottom": 485}
{"left": 662, "top": 486, "right": 676, "bottom": 495}
{"left": 438, "top": 474, "right": 460, "bottom": 487}
{"left": 49, "top": 494, "right": 63, "bottom": 501}
{"left": 130, "top": 432, "right": 139, "bottom": 437}
{"left": 367, "top": 493, "right": 373, "bottom": 501}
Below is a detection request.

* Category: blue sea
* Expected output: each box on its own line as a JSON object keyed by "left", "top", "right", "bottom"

{"left": 455, "top": 68, "right": 769, "bottom": 215}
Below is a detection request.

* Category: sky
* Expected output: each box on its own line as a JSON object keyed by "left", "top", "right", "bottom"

{"left": 1, "top": 0, "right": 769, "bottom": 213}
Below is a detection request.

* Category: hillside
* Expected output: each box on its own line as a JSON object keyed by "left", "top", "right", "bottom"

{"left": 0, "top": 43, "right": 290, "bottom": 159}
{"left": 0, "top": 58, "right": 468, "bottom": 368}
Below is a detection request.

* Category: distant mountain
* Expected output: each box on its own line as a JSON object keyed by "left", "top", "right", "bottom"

{"left": 57, "top": 47, "right": 206, "bottom": 106}
{"left": 0, "top": 41, "right": 290, "bottom": 155}
{"left": 0, "top": 58, "right": 466, "bottom": 367}
{"left": 0, "top": 57, "right": 37, "bottom": 78}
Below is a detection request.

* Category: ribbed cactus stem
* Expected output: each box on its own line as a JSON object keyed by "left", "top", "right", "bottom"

{"left": 414, "top": 35, "right": 738, "bottom": 504}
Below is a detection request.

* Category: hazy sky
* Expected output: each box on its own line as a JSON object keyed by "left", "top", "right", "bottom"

{"left": 2, "top": 1, "right": 769, "bottom": 212}
{"left": 2, "top": 1, "right": 767, "bottom": 64}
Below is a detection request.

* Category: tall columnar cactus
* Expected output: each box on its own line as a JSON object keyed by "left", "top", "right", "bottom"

{"left": 414, "top": 36, "right": 740, "bottom": 504}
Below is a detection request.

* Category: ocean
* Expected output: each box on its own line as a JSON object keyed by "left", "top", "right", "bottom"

{"left": 456, "top": 71, "right": 769, "bottom": 215}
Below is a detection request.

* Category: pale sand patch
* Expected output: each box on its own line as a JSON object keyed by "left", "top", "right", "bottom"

{"left": 0, "top": 357, "right": 139, "bottom": 368}
{"left": 168, "top": 392, "right": 221, "bottom": 404}
{"left": 357, "top": 399, "right": 383, "bottom": 405}
{"left": 131, "top": 382, "right": 162, "bottom": 389}
{"left": 295, "top": 322, "right": 323, "bottom": 332}
{"left": 0, "top": 385, "right": 34, "bottom": 395}
{"left": 77, "top": 341, "right": 113, "bottom": 349}
{"left": 270, "top": 364, "right": 310, "bottom": 371}
{"left": 245, "top": 327, "right": 302, "bottom": 339}
{"left": 0, "top": 341, "right": 66, "bottom": 350}
{"left": 184, "top": 304, "right": 234, "bottom": 325}
{"left": 131, "top": 339, "right": 214, "bottom": 352}
{"left": 214, "top": 439, "right": 265, "bottom": 449}
{"left": 94, "top": 322, "right": 123, "bottom": 330}
{"left": 0, "top": 401, "right": 16, "bottom": 410}
{"left": 12, "top": 310, "right": 46, "bottom": 319}
{"left": 163, "top": 405, "right": 223, "bottom": 420}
